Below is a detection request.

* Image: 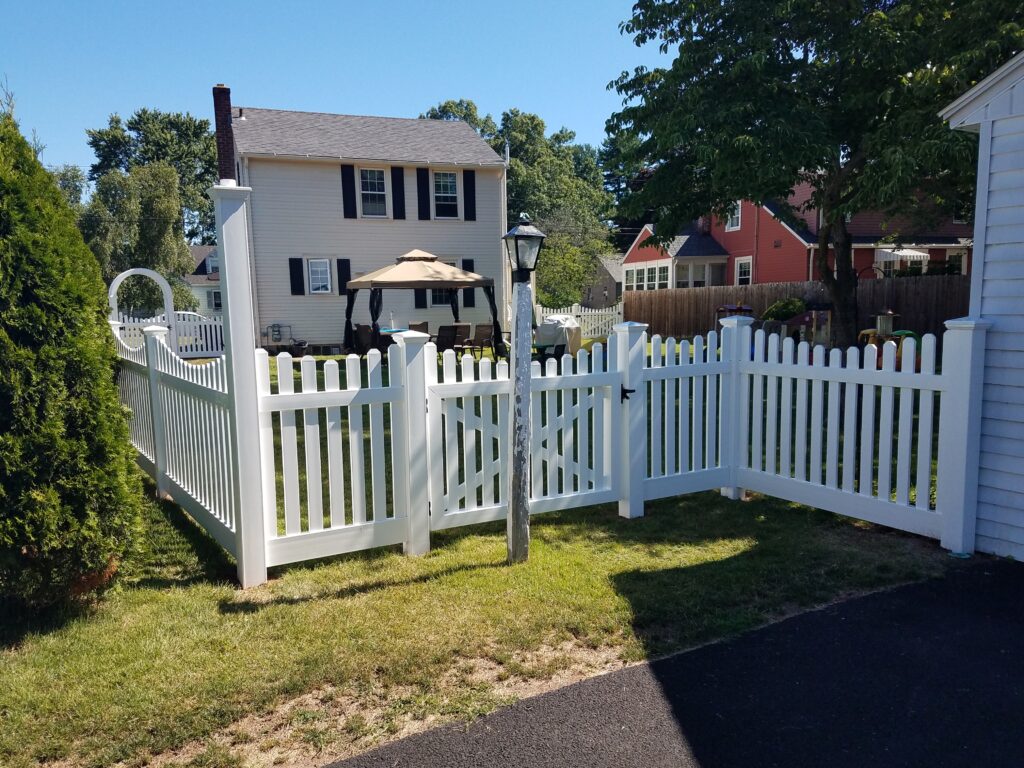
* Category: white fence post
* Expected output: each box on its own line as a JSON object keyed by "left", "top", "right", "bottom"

{"left": 719, "top": 316, "right": 755, "bottom": 499}
{"left": 396, "top": 330, "right": 431, "bottom": 556}
{"left": 936, "top": 318, "right": 990, "bottom": 554}
{"left": 614, "top": 321, "right": 648, "bottom": 518}
{"left": 210, "top": 181, "right": 268, "bottom": 588}
{"left": 142, "top": 325, "right": 170, "bottom": 498}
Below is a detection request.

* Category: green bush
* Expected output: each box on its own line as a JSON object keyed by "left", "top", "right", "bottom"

{"left": 761, "top": 297, "right": 806, "bottom": 322}
{"left": 0, "top": 113, "right": 142, "bottom": 606}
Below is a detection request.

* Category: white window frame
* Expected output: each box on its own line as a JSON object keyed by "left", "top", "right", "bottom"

{"left": 657, "top": 265, "right": 669, "bottom": 289}
{"left": 307, "top": 258, "right": 332, "bottom": 294}
{"left": 646, "top": 266, "right": 658, "bottom": 290}
{"left": 206, "top": 254, "right": 219, "bottom": 274}
{"left": 624, "top": 269, "right": 635, "bottom": 291}
{"left": 725, "top": 201, "right": 742, "bottom": 231}
{"left": 432, "top": 170, "right": 460, "bottom": 220}
{"left": 946, "top": 248, "right": 968, "bottom": 275}
{"left": 735, "top": 256, "right": 752, "bottom": 286}
{"left": 357, "top": 167, "right": 390, "bottom": 218}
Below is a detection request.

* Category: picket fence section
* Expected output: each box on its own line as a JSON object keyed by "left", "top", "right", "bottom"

{"left": 117, "top": 311, "right": 225, "bottom": 360}
{"left": 115, "top": 315, "right": 982, "bottom": 586}
{"left": 536, "top": 302, "right": 623, "bottom": 338}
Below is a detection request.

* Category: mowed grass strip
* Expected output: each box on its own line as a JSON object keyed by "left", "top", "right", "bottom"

{"left": 0, "top": 485, "right": 951, "bottom": 768}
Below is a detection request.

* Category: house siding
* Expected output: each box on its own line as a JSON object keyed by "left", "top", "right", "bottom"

{"left": 974, "top": 111, "right": 1024, "bottom": 559}
{"left": 246, "top": 159, "right": 506, "bottom": 343}
{"left": 710, "top": 202, "right": 808, "bottom": 284}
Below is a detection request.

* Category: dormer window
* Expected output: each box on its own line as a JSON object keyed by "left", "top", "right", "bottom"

{"left": 207, "top": 255, "right": 219, "bottom": 274}
{"left": 359, "top": 168, "right": 388, "bottom": 217}
{"left": 434, "top": 171, "right": 459, "bottom": 218}
{"left": 725, "top": 202, "right": 741, "bottom": 231}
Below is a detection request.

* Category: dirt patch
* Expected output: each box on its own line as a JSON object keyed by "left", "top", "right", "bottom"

{"left": 122, "top": 642, "right": 631, "bottom": 768}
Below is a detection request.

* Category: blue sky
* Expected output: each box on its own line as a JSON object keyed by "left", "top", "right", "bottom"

{"left": 5, "top": 0, "right": 669, "bottom": 172}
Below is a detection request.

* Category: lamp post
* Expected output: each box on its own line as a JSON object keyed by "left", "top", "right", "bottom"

{"left": 503, "top": 213, "right": 546, "bottom": 563}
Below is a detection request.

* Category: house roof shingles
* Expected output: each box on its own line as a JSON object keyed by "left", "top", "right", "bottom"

{"left": 625, "top": 224, "right": 728, "bottom": 264}
{"left": 232, "top": 107, "right": 505, "bottom": 166}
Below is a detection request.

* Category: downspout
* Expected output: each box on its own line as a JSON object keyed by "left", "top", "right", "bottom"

{"left": 753, "top": 204, "right": 761, "bottom": 283}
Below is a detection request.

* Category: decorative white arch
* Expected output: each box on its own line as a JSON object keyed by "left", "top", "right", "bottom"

{"left": 108, "top": 268, "right": 178, "bottom": 350}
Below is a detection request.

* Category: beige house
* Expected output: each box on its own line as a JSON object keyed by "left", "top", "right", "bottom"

{"left": 211, "top": 85, "right": 508, "bottom": 347}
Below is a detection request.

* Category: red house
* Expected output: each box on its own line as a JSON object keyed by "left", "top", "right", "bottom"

{"left": 623, "top": 185, "right": 973, "bottom": 290}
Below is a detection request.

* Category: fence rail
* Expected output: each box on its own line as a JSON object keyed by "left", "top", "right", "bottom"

{"left": 624, "top": 275, "right": 970, "bottom": 341}
{"left": 536, "top": 302, "right": 623, "bottom": 338}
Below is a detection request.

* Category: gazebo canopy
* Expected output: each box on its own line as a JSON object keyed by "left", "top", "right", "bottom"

{"left": 346, "top": 249, "right": 494, "bottom": 290}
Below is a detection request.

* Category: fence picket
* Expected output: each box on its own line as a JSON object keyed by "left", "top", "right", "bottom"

{"left": 859, "top": 344, "right": 878, "bottom": 496}
{"left": 794, "top": 342, "right": 809, "bottom": 481}
{"left": 300, "top": 357, "right": 324, "bottom": 531}
{"left": 461, "top": 355, "right": 480, "bottom": 510}
{"left": 706, "top": 331, "right": 719, "bottom": 468}
{"left": 825, "top": 348, "right": 842, "bottom": 489}
{"left": 426, "top": 343, "right": 444, "bottom": 522}
{"left": 877, "top": 343, "right": 897, "bottom": 501}
{"left": 751, "top": 332, "right": 765, "bottom": 472}
{"left": 842, "top": 347, "right": 859, "bottom": 493}
{"left": 346, "top": 355, "right": 367, "bottom": 524}
{"left": 545, "top": 356, "right": 559, "bottom": 495}
{"left": 650, "top": 335, "right": 663, "bottom": 477}
{"left": 765, "top": 334, "right": 780, "bottom": 475}
{"left": 367, "top": 350, "right": 387, "bottom": 521}
{"left": 442, "top": 351, "right": 460, "bottom": 509}
{"left": 323, "top": 360, "right": 346, "bottom": 528}
{"left": 916, "top": 337, "right": 937, "bottom": 510}
{"left": 664, "top": 338, "right": 677, "bottom": 476}
{"left": 277, "top": 354, "right": 301, "bottom": 534}
{"left": 562, "top": 353, "right": 577, "bottom": 493}
{"left": 679, "top": 340, "right": 692, "bottom": 472}
{"left": 809, "top": 346, "right": 826, "bottom": 485}
{"left": 895, "top": 338, "right": 917, "bottom": 505}
{"left": 530, "top": 360, "right": 543, "bottom": 499}
{"left": 779, "top": 337, "right": 794, "bottom": 478}
{"left": 577, "top": 348, "right": 592, "bottom": 492}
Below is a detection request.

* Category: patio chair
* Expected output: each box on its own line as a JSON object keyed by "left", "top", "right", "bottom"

{"left": 453, "top": 323, "right": 472, "bottom": 350}
{"left": 466, "top": 324, "right": 493, "bottom": 359}
{"left": 533, "top": 343, "right": 566, "bottom": 367}
{"left": 433, "top": 325, "right": 459, "bottom": 356}
{"left": 409, "top": 321, "right": 428, "bottom": 334}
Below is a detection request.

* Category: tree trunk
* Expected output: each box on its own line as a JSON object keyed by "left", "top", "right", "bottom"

{"left": 816, "top": 216, "right": 859, "bottom": 349}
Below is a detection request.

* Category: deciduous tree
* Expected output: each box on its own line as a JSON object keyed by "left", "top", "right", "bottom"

{"left": 610, "top": 0, "right": 1022, "bottom": 345}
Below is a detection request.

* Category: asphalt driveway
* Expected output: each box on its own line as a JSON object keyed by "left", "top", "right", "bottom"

{"left": 333, "top": 560, "right": 1024, "bottom": 768}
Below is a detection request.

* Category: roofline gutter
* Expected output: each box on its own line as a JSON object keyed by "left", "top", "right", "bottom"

{"left": 238, "top": 151, "right": 505, "bottom": 169}
{"left": 806, "top": 240, "right": 973, "bottom": 250}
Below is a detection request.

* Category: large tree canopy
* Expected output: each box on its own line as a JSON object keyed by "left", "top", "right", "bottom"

{"left": 78, "top": 162, "right": 197, "bottom": 312}
{"left": 87, "top": 109, "right": 217, "bottom": 244}
{"left": 610, "top": 0, "right": 1022, "bottom": 344}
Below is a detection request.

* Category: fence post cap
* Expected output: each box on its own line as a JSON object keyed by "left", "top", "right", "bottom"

{"left": 393, "top": 330, "right": 431, "bottom": 344}
{"left": 142, "top": 325, "right": 170, "bottom": 338}
{"left": 719, "top": 315, "right": 756, "bottom": 328}
{"left": 945, "top": 317, "right": 992, "bottom": 332}
{"left": 613, "top": 321, "right": 648, "bottom": 335}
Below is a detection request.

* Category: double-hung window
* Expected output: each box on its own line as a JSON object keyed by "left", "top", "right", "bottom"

{"left": 735, "top": 257, "right": 752, "bottom": 286}
{"left": 308, "top": 258, "right": 332, "bottom": 294}
{"left": 206, "top": 290, "right": 221, "bottom": 310}
{"left": 360, "top": 168, "right": 388, "bottom": 217}
{"left": 647, "top": 267, "right": 658, "bottom": 290}
{"left": 432, "top": 262, "right": 456, "bottom": 305}
{"left": 624, "top": 269, "right": 635, "bottom": 291}
{"left": 657, "top": 266, "right": 669, "bottom": 289}
{"left": 434, "top": 171, "right": 459, "bottom": 218}
{"left": 725, "top": 201, "right": 741, "bottom": 231}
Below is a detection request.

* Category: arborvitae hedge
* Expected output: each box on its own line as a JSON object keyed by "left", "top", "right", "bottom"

{"left": 0, "top": 113, "right": 142, "bottom": 605}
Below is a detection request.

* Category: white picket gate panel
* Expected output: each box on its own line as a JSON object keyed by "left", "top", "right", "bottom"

{"left": 426, "top": 343, "right": 621, "bottom": 531}
{"left": 736, "top": 327, "right": 946, "bottom": 539}
{"left": 642, "top": 332, "right": 732, "bottom": 500}
{"left": 255, "top": 347, "right": 409, "bottom": 567}
{"left": 536, "top": 303, "right": 623, "bottom": 338}
{"left": 117, "top": 311, "right": 224, "bottom": 359}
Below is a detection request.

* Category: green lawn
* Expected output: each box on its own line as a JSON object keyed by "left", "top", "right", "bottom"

{"left": 0, "top": 482, "right": 954, "bottom": 768}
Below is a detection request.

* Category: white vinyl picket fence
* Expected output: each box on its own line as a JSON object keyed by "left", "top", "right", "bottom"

{"left": 110, "top": 184, "right": 985, "bottom": 587}
{"left": 536, "top": 302, "right": 623, "bottom": 338}
{"left": 117, "top": 311, "right": 225, "bottom": 360}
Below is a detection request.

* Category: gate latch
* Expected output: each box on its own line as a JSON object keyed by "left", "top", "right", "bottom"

{"left": 621, "top": 386, "right": 636, "bottom": 403}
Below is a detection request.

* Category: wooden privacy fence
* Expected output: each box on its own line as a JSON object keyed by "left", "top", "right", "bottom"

{"left": 624, "top": 275, "right": 970, "bottom": 340}
{"left": 536, "top": 302, "right": 623, "bottom": 338}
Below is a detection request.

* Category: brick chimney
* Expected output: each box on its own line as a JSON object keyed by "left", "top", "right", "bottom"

{"left": 212, "top": 84, "right": 236, "bottom": 182}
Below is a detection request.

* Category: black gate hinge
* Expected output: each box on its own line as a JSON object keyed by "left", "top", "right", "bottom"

{"left": 621, "top": 386, "right": 636, "bottom": 403}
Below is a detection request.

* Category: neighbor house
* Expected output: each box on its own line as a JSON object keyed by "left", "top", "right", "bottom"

{"left": 184, "top": 244, "right": 221, "bottom": 316}
{"left": 624, "top": 188, "right": 973, "bottom": 291}
{"left": 211, "top": 85, "right": 508, "bottom": 348}
{"left": 581, "top": 253, "right": 624, "bottom": 308}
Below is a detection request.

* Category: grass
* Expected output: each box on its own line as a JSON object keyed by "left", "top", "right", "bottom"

{"left": 0, "top": 481, "right": 955, "bottom": 768}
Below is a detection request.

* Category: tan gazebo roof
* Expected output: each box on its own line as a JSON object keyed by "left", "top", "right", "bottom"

{"left": 346, "top": 249, "right": 493, "bottom": 290}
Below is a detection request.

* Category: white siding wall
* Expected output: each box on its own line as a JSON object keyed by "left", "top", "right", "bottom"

{"left": 974, "top": 111, "right": 1024, "bottom": 558}
{"left": 246, "top": 159, "right": 506, "bottom": 344}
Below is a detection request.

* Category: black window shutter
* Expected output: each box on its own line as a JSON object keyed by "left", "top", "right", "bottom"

{"left": 288, "top": 258, "right": 305, "bottom": 295}
{"left": 340, "top": 165, "right": 357, "bottom": 218}
{"left": 416, "top": 168, "right": 431, "bottom": 220}
{"left": 462, "top": 259, "right": 476, "bottom": 307}
{"left": 463, "top": 170, "right": 476, "bottom": 221}
{"left": 414, "top": 289, "right": 427, "bottom": 309}
{"left": 390, "top": 167, "right": 406, "bottom": 219}
{"left": 336, "top": 258, "right": 351, "bottom": 293}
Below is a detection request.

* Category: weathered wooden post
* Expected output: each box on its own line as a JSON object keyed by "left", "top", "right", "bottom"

{"left": 614, "top": 321, "right": 648, "bottom": 519}
{"left": 395, "top": 330, "right": 432, "bottom": 556}
{"left": 210, "top": 180, "right": 268, "bottom": 588}
{"left": 503, "top": 215, "right": 547, "bottom": 564}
